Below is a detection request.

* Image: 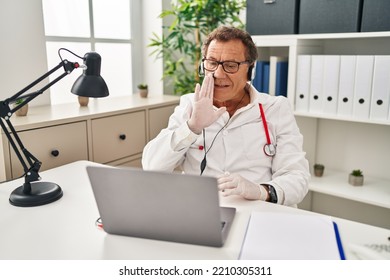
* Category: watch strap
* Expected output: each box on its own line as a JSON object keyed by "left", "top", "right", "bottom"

{"left": 267, "top": 185, "right": 278, "bottom": 203}
{"left": 261, "top": 184, "right": 278, "bottom": 203}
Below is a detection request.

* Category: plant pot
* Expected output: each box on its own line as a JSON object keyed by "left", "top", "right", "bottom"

{"left": 348, "top": 174, "right": 364, "bottom": 186}
{"left": 313, "top": 165, "right": 324, "bottom": 177}
{"left": 78, "top": 96, "right": 89, "bottom": 106}
{"left": 14, "top": 104, "right": 29, "bottom": 116}
{"left": 139, "top": 89, "right": 148, "bottom": 98}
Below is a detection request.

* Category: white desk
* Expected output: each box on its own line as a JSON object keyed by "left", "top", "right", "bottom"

{"left": 0, "top": 161, "right": 389, "bottom": 260}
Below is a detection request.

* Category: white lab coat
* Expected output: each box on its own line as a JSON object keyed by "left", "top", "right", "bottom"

{"left": 142, "top": 85, "right": 310, "bottom": 206}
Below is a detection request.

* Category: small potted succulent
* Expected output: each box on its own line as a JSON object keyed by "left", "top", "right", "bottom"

{"left": 137, "top": 84, "right": 148, "bottom": 98}
{"left": 313, "top": 164, "right": 325, "bottom": 177}
{"left": 349, "top": 169, "right": 364, "bottom": 186}
{"left": 78, "top": 96, "right": 89, "bottom": 107}
{"left": 14, "top": 98, "right": 28, "bottom": 116}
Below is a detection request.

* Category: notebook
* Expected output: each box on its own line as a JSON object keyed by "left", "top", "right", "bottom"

{"left": 86, "top": 165, "right": 236, "bottom": 247}
{"left": 239, "top": 211, "right": 345, "bottom": 259}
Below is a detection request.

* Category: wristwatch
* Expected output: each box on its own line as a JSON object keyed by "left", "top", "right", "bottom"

{"left": 262, "top": 184, "right": 278, "bottom": 203}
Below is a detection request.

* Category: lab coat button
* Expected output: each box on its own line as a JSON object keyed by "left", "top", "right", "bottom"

{"left": 223, "top": 130, "right": 228, "bottom": 136}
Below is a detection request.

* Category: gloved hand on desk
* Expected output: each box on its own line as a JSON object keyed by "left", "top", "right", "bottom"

{"left": 217, "top": 172, "right": 267, "bottom": 201}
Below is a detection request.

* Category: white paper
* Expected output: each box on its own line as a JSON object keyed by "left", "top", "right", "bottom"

{"left": 239, "top": 211, "right": 342, "bottom": 260}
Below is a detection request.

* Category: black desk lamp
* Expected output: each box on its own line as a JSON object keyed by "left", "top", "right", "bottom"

{"left": 0, "top": 49, "right": 109, "bottom": 207}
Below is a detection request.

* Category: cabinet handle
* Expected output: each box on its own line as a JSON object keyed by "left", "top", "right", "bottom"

{"left": 119, "top": 134, "right": 126, "bottom": 140}
{"left": 51, "top": 149, "right": 60, "bottom": 157}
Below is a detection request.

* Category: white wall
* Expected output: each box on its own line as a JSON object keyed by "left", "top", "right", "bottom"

{"left": 0, "top": 0, "right": 49, "bottom": 180}
{"left": 142, "top": 0, "right": 163, "bottom": 96}
{"left": 0, "top": 0, "right": 50, "bottom": 106}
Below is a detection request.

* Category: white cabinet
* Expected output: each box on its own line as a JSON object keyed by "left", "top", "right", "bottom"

{"left": 253, "top": 32, "right": 390, "bottom": 229}
{"left": 148, "top": 104, "right": 177, "bottom": 140}
{"left": 91, "top": 111, "right": 146, "bottom": 164}
{"left": 8, "top": 121, "right": 88, "bottom": 179}
{"left": 1, "top": 95, "right": 180, "bottom": 180}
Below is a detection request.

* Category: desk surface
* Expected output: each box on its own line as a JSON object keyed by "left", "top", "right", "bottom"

{"left": 0, "top": 161, "right": 389, "bottom": 260}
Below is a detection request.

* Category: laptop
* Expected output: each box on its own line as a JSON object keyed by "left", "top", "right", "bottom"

{"left": 86, "top": 165, "right": 236, "bottom": 247}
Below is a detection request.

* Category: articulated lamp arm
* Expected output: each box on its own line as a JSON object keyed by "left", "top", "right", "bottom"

{"left": 1, "top": 49, "right": 108, "bottom": 207}
{"left": 0, "top": 59, "right": 80, "bottom": 182}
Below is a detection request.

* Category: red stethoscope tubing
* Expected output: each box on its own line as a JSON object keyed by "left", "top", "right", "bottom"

{"left": 259, "top": 103, "right": 271, "bottom": 145}
{"left": 259, "top": 103, "right": 276, "bottom": 157}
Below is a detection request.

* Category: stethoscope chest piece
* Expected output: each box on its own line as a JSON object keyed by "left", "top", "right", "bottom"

{"left": 263, "top": 143, "right": 276, "bottom": 157}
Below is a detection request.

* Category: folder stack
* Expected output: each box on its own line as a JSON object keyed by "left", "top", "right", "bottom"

{"left": 252, "top": 56, "right": 288, "bottom": 98}
{"left": 294, "top": 54, "right": 390, "bottom": 122}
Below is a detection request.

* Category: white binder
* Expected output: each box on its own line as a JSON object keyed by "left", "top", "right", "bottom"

{"left": 337, "top": 56, "right": 356, "bottom": 117}
{"left": 322, "top": 55, "right": 340, "bottom": 115}
{"left": 352, "top": 56, "right": 374, "bottom": 119}
{"left": 295, "top": 55, "right": 311, "bottom": 112}
{"left": 309, "top": 55, "right": 324, "bottom": 113}
{"left": 369, "top": 56, "right": 390, "bottom": 121}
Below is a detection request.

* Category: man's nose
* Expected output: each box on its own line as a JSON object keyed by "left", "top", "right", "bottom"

{"left": 212, "top": 64, "right": 226, "bottom": 78}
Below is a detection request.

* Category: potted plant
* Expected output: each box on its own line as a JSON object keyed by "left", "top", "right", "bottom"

{"left": 14, "top": 98, "right": 28, "bottom": 116}
{"left": 313, "top": 164, "right": 325, "bottom": 177}
{"left": 349, "top": 169, "right": 364, "bottom": 186}
{"left": 149, "top": 0, "right": 246, "bottom": 95}
{"left": 137, "top": 84, "right": 148, "bottom": 98}
{"left": 78, "top": 96, "right": 89, "bottom": 107}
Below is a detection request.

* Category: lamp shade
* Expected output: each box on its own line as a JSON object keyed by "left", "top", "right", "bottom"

{"left": 71, "top": 52, "right": 109, "bottom": 98}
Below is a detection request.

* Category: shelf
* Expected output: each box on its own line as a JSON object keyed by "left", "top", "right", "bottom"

{"left": 309, "top": 169, "right": 390, "bottom": 209}
{"left": 252, "top": 32, "right": 390, "bottom": 227}
{"left": 4, "top": 95, "right": 181, "bottom": 131}
{"left": 252, "top": 31, "right": 390, "bottom": 42}
{"left": 294, "top": 112, "right": 390, "bottom": 126}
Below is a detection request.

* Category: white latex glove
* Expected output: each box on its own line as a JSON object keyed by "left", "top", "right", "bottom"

{"left": 218, "top": 172, "right": 264, "bottom": 200}
{"left": 187, "top": 74, "right": 226, "bottom": 134}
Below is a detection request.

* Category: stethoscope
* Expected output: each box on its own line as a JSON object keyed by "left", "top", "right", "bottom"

{"left": 199, "top": 102, "right": 276, "bottom": 175}
{"left": 259, "top": 103, "right": 276, "bottom": 157}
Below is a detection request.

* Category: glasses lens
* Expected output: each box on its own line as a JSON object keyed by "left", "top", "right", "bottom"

{"left": 222, "top": 62, "right": 239, "bottom": 73}
{"left": 204, "top": 60, "right": 218, "bottom": 71}
{"left": 203, "top": 59, "right": 242, "bottom": 73}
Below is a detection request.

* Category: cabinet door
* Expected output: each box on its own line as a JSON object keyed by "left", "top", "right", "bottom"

{"left": 10, "top": 122, "right": 88, "bottom": 178}
{"left": 91, "top": 111, "right": 146, "bottom": 163}
{"left": 148, "top": 105, "right": 176, "bottom": 140}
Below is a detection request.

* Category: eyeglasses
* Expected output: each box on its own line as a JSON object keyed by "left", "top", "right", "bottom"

{"left": 202, "top": 58, "right": 250, "bottom": 74}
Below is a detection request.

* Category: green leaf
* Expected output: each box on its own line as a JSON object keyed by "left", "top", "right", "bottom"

{"left": 148, "top": 0, "right": 246, "bottom": 95}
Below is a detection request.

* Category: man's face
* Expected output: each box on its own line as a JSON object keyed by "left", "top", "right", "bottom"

{"left": 205, "top": 39, "right": 249, "bottom": 102}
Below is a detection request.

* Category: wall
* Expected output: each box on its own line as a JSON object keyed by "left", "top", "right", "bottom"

{"left": 0, "top": 0, "right": 48, "bottom": 180}
{"left": 143, "top": 0, "right": 163, "bottom": 96}
{"left": 0, "top": 0, "right": 50, "bottom": 106}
